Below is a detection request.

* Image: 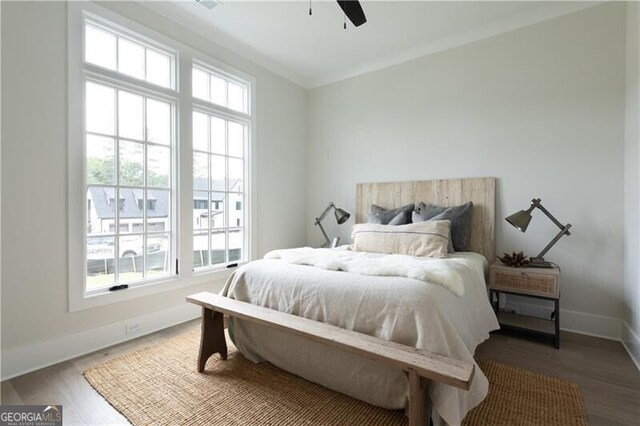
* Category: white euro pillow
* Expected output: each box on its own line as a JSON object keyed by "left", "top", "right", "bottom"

{"left": 351, "top": 220, "right": 451, "bottom": 258}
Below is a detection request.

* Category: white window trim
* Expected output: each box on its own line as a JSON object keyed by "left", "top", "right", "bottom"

{"left": 68, "top": 2, "right": 257, "bottom": 312}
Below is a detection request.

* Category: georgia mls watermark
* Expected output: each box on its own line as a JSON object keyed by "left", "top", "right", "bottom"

{"left": 0, "top": 405, "right": 62, "bottom": 426}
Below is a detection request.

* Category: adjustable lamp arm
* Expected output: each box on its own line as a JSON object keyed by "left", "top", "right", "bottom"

{"left": 315, "top": 202, "right": 335, "bottom": 226}
{"left": 530, "top": 198, "right": 572, "bottom": 261}
{"left": 315, "top": 203, "right": 336, "bottom": 247}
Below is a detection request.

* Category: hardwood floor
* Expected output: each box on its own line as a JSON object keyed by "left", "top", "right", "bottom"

{"left": 2, "top": 321, "right": 639, "bottom": 425}
{"left": 476, "top": 330, "right": 640, "bottom": 425}
{"left": 1, "top": 320, "right": 199, "bottom": 425}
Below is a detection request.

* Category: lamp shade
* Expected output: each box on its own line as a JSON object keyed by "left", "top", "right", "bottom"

{"left": 334, "top": 208, "right": 350, "bottom": 225}
{"left": 506, "top": 209, "right": 532, "bottom": 232}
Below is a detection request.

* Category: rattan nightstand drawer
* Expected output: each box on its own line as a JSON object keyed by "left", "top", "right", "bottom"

{"left": 490, "top": 263, "right": 560, "bottom": 298}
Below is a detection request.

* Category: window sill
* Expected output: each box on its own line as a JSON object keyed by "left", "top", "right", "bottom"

{"left": 69, "top": 269, "right": 235, "bottom": 312}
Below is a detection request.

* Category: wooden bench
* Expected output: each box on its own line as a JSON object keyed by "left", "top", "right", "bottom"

{"left": 187, "top": 291, "right": 475, "bottom": 426}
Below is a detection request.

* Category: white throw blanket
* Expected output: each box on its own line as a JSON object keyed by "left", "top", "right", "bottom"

{"left": 264, "top": 246, "right": 464, "bottom": 296}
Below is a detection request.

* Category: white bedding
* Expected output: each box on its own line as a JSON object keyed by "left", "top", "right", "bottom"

{"left": 221, "top": 250, "right": 499, "bottom": 425}
{"left": 264, "top": 246, "right": 465, "bottom": 296}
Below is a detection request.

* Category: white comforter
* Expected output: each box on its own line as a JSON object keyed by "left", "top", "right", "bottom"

{"left": 221, "top": 249, "right": 499, "bottom": 425}
{"left": 264, "top": 247, "right": 465, "bottom": 296}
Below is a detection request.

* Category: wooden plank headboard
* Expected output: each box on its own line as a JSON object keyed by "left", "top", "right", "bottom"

{"left": 355, "top": 177, "right": 496, "bottom": 262}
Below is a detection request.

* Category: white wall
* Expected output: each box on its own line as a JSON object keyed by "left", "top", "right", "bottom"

{"left": 307, "top": 3, "right": 626, "bottom": 338}
{"left": 624, "top": 1, "right": 640, "bottom": 367}
{"left": 1, "top": 1, "right": 307, "bottom": 376}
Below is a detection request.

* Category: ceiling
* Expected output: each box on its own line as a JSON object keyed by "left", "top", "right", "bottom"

{"left": 143, "top": 1, "right": 600, "bottom": 88}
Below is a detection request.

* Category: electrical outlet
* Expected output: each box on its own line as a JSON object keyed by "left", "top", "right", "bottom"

{"left": 125, "top": 322, "right": 142, "bottom": 335}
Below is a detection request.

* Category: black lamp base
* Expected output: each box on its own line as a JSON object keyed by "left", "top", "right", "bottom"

{"left": 528, "top": 257, "right": 554, "bottom": 268}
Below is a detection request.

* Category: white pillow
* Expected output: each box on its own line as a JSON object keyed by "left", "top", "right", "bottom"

{"left": 351, "top": 220, "right": 451, "bottom": 258}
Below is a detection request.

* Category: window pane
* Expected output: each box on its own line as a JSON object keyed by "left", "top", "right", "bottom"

{"left": 119, "top": 140, "right": 144, "bottom": 186}
{"left": 211, "top": 192, "right": 225, "bottom": 229}
{"left": 147, "top": 145, "right": 170, "bottom": 188}
{"left": 87, "top": 187, "right": 116, "bottom": 235}
{"left": 193, "top": 112, "right": 208, "bottom": 152}
{"left": 85, "top": 25, "right": 116, "bottom": 70}
{"left": 228, "top": 158, "right": 243, "bottom": 192}
{"left": 118, "top": 235, "right": 143, "bottom": 283}
{"left": 86, "top": 135, "right": 115, "bottom": 185}
{"left": 118, "top": 91, "right": 144, "bottom": 140}
{"left": 86, "top": 82, "right": 115, "bottom": 135}
{"left": 147, "top": 234, "right": 169, "bottom": 277}
{"left": 86, "top": 236, "right": 115, "bottom": 290}
{"left": 193, "top": 191, "right": 209, "bottom": 231}
{"left": 118, "top": 37, "right": 145, "bottom": 79}
{"left": 193, "top": 231, "right": 209, "bottom": 268}
{"left": 193, "top": 152, "right": 208, "bottom": 191}
{"left": 229, "top": 192, "right": 243, "bottom": 227}
{"left": 193, "top": 68, "right": 209, "bottom": 101}
{"left": 229, "top": 228, "right": 243, "bottom": 262}
{"left": 211, "top": 155, "right": 226, "bottom": 191}
{"left": 147, "top": 189, "right": 170, "bottom": 233}
{"left": 211, "top": 116, "right": 225, "bottom": 155}
{"left": 228, "top": 81, "right": 245, "bottom": 113}
{"left": 228, "top": 121, "right": 243, "bottom": 158}
{"left": 146, "top": 49, "right": 171, "bottom": 88}
{"left": 146, "top": 98, "right": 171, "bottom": 145}
{"left": 210, "top": 231, "right": 226, "bottom": 265}
{"left": 210, "top": 74, "right": 226, "bottom": 106}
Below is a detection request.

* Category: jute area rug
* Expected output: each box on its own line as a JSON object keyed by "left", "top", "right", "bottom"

{"left": 84, "top": 330, "right": 588, "bottom": 425}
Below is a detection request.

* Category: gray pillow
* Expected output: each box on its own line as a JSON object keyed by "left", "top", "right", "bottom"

{"left": 413, "top": 201, "right": 473, "bottom": 251}
{"left": 367, "top": 203, "right": 414, "bottom": 225}
{"left": 387, "top": 211, "right": 407, "bottom": 225}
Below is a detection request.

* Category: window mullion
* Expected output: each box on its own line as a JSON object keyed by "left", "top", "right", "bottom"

{"left": 114, "top": 90, "right": 121, "bottom": 286}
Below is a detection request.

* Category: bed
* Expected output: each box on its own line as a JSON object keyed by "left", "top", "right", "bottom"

{"left": 221, "top": 177, "right": 499, "bottom": 425}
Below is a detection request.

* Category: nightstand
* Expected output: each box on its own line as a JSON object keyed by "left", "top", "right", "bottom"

{"left": 489, "top": 261, "right": 561, "bottom": 348}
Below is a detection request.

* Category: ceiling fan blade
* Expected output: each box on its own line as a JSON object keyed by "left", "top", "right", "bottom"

{"left": 337, "top": 0, "right": 367, "bottom": 27}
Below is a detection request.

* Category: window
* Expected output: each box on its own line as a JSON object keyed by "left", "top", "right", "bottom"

{"left": 83, "top": 14, "right": 176, "bottom": 293}
{"left": 192, "top": 63, "right": 250, "bottom": 271}
{"left": 192, "top": 65, "right": 248, "bottom": 114}
{"left": 69, "top": 4, "right": 254, "bottom": 310}
{"left": 84, "top": 21, "right": 175, "bottom": 89}
{"left": 192, "top": 110, "right": 248, "bottom": 269}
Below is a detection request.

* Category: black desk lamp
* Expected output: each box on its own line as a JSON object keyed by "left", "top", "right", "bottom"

{"left": 506, "top": 198, "right": 572, "bottom": 268}
{"left": 314, "top": 202, "right": 350, "bottom": 248}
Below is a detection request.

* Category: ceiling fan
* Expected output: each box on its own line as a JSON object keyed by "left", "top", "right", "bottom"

{"left": 194, "top": 0, "right": 367, "bottom": 29}
{"left": 336, "top": 0, "right": 367, "bottom": 27}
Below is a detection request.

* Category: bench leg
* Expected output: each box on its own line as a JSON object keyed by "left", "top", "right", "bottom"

{"left": 407, "top": 369, "right": 430, "bottom": 426}
{"left": 197, "top": 307, "right": 228, "bottom": 372}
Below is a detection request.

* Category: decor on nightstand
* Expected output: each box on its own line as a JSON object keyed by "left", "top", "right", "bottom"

{"left": 505, "top": 198, "right": 572, "bottom": 268}
{"left": 314, "top": 202, "right": 351, "bottom": 248}
{"left": 497, "top": 251, "right": 530, "bottom": 267}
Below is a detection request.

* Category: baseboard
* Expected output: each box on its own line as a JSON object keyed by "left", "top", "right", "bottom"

{"left": 1, "top": 303, "right": 200, "bottom": 381}
{"left": 503, "top": 299, "right": 621, "bottom": 340}
{"left": 622, "top": 321, "right": 640, "bottom": 371}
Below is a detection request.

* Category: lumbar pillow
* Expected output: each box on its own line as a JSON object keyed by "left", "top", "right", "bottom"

{"left": 351, "top": 220, "right": 451, "bottom": 258}
{"left": 412, "top": 201, "right": 473, "bottom": 251}
{"left": 367, "top": 203, "right": 414, "bottom": 225}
